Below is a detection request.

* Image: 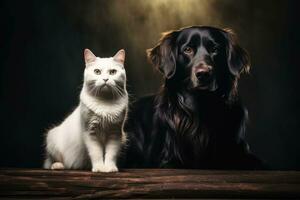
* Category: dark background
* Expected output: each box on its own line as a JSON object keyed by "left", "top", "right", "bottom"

{"left": 1, "top": 0, "right": 299, "bottom": 169}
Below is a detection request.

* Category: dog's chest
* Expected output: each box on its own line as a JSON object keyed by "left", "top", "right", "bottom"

{"left": 163, "top": 107, "right": 216, "bottom": 164}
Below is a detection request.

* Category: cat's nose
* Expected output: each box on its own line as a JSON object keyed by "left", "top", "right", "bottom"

{"left": 103, "top": 78, "right": 108, "bottom": 82}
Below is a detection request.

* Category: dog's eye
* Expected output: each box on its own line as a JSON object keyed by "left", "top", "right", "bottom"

{"left": 183, "top": 46, "right": 193, "bottom": 55}
{"left": 94, "top": 69, "right": 101, "bottom": 75}
{"left": 109, "top": 69, "right": 117, "bottom": 75}
{"left": 211, "top": 45, "right": 219, "bottom": 53}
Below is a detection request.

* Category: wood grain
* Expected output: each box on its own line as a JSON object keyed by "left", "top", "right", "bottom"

{"left": 0, "top": 169, "right": 299, "bottom": 199}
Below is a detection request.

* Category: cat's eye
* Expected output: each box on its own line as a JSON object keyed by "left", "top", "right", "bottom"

{"left": 109, "top": 69, "right": 117, "bottom": 75}
{"left": 183, "top": 46, "right": 193, "bottom": 55}
{"left": 94, "top": 69, "right": 101, "bottom": 75}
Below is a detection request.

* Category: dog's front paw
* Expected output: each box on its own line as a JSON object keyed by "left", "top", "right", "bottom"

{"left": 50, "top": 162, "right": 65, "bottom": 170}
{"left": 92, "top": 162, "right": 105, "bottom": 173}
{"left": 102, "top": 162, "right": 118, "bottom": 173}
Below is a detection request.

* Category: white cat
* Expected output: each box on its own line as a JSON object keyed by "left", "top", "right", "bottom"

{"left": 44, "top": 49, "right": 128, "bottom": 172}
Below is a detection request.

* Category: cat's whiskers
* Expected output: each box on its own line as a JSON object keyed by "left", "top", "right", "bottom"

{"left": 96, "top": 86, "right": 101, "bottom": 96}
{"left": 114, "top": 85, "right": 125, "bottom": 97}
{"left": 92, "top": 86, "right": 99, "bottom": 97}
{"left": 89, "top": 85, "right": 97, "bottom": 96}
{"left": 111, "top": 87, "right": 117, "bottom": 101}
{"left": 114, "top": 88, "right": 123, "bottom": 98}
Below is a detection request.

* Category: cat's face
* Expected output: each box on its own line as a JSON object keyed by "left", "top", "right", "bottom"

{"left": 83, "top": 49, "right": 126, "bottom": 99}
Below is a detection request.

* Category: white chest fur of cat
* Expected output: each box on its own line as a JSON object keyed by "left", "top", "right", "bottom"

{"left": 44, "top": 49, "right": 128, "bottom": 172}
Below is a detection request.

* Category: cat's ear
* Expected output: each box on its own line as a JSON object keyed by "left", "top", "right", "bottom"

{"left": 113, "top": 49, "right": 125, "bottom": 65}
{"left": 84, "top": 49, "right": 96, "bottom": 64}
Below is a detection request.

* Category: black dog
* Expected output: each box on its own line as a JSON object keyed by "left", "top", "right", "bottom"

{"left": 122, "top": 26, "right": 265, "bottom": 169}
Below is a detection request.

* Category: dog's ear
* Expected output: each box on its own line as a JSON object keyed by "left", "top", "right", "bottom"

{"left": 223, "top": 29, "right": 250, "bottom": 76}
{"left": 147, "top": 31, "right": 178, "bottom": 79}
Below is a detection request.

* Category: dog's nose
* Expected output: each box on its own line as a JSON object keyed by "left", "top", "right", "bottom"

{"left": 195, "top": 61, "right": 212, "bottom": 82}
{"left": 196, "top": 71, "right": 211, "bottom": 82}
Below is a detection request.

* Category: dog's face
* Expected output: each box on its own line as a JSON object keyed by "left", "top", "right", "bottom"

{"left": 148, "top": 26, "right": 250, "bottom": 96}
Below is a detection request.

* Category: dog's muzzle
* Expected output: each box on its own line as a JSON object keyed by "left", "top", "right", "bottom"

{"left": 194, "top": 62, "right": 213, "bottom": 84}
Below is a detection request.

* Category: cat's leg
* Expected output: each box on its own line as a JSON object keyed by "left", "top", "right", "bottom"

{"left": 51, "top": 162, "right": 65, "bottom": 170}
{"left": 44, "top": 153, "right": 65, "bottom": 170}
{"left": 44, "top": 154, "right": 65, "bottom": 170}
{"left": 103, "top": 139, "right": 120, "bottom": 172}
{"left": 44, "top": 152, "right": 65, "bottom": 170}
{"left": 84, "top": 133, "right": 105, "bottom": 172}
{"left": 44, "top": 128, "right": 66, "bottom": 170}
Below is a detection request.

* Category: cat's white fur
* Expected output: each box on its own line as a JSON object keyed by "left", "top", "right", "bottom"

{"left": 44, "top": 49, "right": 128, "bottom": 172}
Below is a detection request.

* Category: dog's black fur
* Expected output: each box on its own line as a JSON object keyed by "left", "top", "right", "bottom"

{"left": 122, "top": 26, "right": 265, "bottom": 169}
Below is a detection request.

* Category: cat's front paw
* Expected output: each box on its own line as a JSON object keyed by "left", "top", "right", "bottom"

{"left": 92, "top": 162, "right": 105, "bottom": 173}
{"left": 50, "top": 162, "right": 65, "bottom": 170}
{"left": 102, "top": 162, "right": 118, "bottom": 173}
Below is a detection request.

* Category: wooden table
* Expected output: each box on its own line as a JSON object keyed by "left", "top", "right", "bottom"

{"left": 0, "top": 169, "right": 299, "bottom": 199}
